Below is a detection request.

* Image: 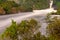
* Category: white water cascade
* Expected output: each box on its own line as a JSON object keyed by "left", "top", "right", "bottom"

{"left": 50, "top": 0, "right": 53, "bottom": 8}
{"left": 49, "top": 0, "right": 57, "bottom": 13}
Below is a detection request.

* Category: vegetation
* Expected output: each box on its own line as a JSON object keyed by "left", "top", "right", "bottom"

{"left": 18, "top": 0, "right": 49, "bottom": 10}
{"left": 53, "top": 0, "right": 60, "bottom": 8}
{"left": 55, "top": 4, "right": 60, "bottom": 15}
{"left": 47, "top": 17, "right": 60, "bottom": 40}
{"left": 33, "top": 0, "right": 49, "bottom": 10}
{"left": 23, "top": 32, "right": 47, "bottom": 40}
{"left": 0, "top": 0, "right": 49, "bottom": 15}
{"left": 1, "top": 0, "right": 60, "bottom": 40}
{"left": 0, "top": 19, "right": 41, "bottom": 40}
{"left": 0, "top": 0, "right": 20, "bottom": 14}
{"left": 19, "top": 0, "right": 33, "bottom": 12}
{"left": 1, "top": 16, "right": 60, "bottom": 40}
{"left": 51, "top": 0, "right": 60, "bottom": 15}
{"left": 0, "top": 1, "right": 20, "bottom": 14}
{"left": 0, "top": 0, "right": 33, "bottom": 15}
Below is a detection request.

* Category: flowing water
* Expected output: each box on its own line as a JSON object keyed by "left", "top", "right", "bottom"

{"left": 50, "top": 0, "right": 53, "bottom": 8}
{"left": 0, "top": 0, "right": 57, "bottom": 36}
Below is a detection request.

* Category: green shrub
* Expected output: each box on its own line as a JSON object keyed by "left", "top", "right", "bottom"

{"left": 0, "top": 20, "right": 18, "bottom": 40}
{"left": 0, "top": 19, "right": 41, "bottom": 40}
{"left": 47, "top": 17, "right": 60, "bottom": 40}
{"left": 0, "top": 1, "right": 20, "bottom": 14}
{"left": 23, "top": 32, "right": 47, "bottom": 40}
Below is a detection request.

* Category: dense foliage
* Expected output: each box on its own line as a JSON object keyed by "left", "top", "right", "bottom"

{"left": 18, "top": 0, "right": 49, "bottom": 10}
{"left": 0, "top": 0, "right": 20, "bottom": 14}
{"left": 23, "top": 32, "right": 47, "bottom": 40}
{"left": 33, "top": 0, "right": 49, "bottom": 10}
{"left": 1, "top": 17, "right": 60, "bottom": 40}
{"left": 0, "top": 19, "right": 42, "bottom": 40}
{"left": 0, "top": 0, "right": 33, "bottom": 15}
{"left": 47, "top": 17, "right": 60, "bottom": 40}
{"left": 19, "top": 0, "right": 33, "bottom": 12}
{"left": 0, "top": 0, "right": 49, "bottom": 14}
{"left": 50, "top": 0, "right": 60, "bottom": 15}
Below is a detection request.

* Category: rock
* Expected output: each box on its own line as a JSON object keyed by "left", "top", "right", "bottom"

{"left": 10, "top": 7, "right": 17, "bottom": 14}
{"left": 0, "top": 7, "right": 6, "bottom": 15}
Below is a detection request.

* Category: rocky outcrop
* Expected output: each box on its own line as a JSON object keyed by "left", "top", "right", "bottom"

{"left": 0, "top": 7, "right": 6, "bottom": 15}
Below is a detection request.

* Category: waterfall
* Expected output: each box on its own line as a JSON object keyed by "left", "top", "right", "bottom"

{"left": 50, "top": 0, "right": 53, "bottom": 8}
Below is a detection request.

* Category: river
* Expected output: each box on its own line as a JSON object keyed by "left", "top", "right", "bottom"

{"left": 0, "top": 0, "right": 57, "bottom": 36}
